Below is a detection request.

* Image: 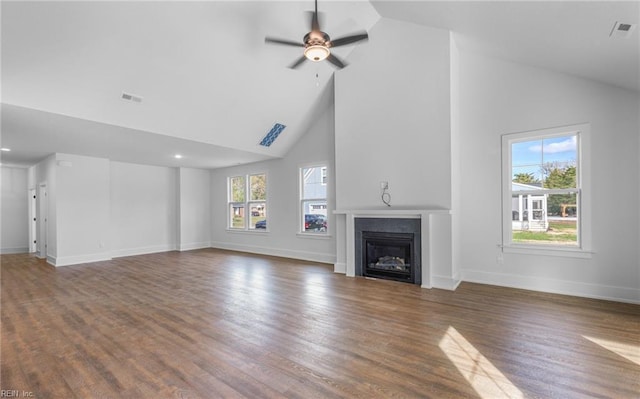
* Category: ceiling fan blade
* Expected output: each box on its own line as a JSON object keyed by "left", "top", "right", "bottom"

{"left": 329, "top": 32, "right": 369, "bottom": 47}
{"left": 326, "top": 54, "right": 347, "bottom": 69}
{"left": 289, "top": 55, "right": 308, "bottom": 69}
{"left": 265, "top": 37, "right": 304, "bottom": 47}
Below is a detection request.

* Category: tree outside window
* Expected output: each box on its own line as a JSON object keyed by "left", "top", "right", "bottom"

{"left": 504, "top": 128, "right": 583, "bottom": 248}
{"left": 228, "top": 173, "right": 267, "bottom": 230}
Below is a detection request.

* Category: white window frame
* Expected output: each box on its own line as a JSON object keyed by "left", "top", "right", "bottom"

{"left": 227, "top": 173, "right": 267, "bottom": 232}
{"left": 501, "top": 123, "right": 591, "bottom": 258}
{"left": 228, "top": 175, "right": 246, "bottom": 230}
{"left": 299, "top": 164, "right": 329, "bottom": 236}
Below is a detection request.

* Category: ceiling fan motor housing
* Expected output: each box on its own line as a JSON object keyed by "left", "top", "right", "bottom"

{"left": 304, "top": 31, "right": 331, "bottom": 47}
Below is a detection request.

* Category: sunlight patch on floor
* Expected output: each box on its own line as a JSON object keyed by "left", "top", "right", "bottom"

{"left": 583, "top": 335, "right": 640, "bottom": 366}
{"left": 439, "top": 326, "right": 524, "bottom": 399}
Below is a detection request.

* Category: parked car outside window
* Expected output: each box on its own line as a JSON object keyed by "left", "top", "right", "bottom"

{"left": 305, "top": 214, "right": 327, "bottom": 232}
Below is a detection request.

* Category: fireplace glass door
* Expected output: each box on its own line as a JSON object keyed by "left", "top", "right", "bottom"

{"left": 363, "top": 232, "right": 414, "bottom": 283}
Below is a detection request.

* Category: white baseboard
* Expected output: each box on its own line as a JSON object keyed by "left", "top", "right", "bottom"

{"left": 48, "top": 252, "right": 113, "bottom": 267}
{"left": 0, "top": 247, "right": 29, "bottom": 254}
{"left": 111, "top": 244, "right": 177, "bottom": 259}
{"left": 334, "top": 262, "right": 346, "bottom": 274}
{"left": 431, "top": 274, "right": 462, "bottom": 291}
{"left": 178, "top": 241, "right": 211, "bottom": 251}
{"left": 462, "top": 269, "right": 640, "bottom": 304}
{"left": 210, "top": 241, "right": 335, "bottom": 265}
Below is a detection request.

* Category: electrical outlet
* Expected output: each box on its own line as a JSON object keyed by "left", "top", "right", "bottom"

{"left": 380, "top": 181, "right": 389, "bottom": 190}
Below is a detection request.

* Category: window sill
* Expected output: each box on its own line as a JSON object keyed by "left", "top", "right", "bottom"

{"left": 501, "top": 244, "right": 593, "bottom": 259}
{"left": 297, "top": 232, "right": 332, "bottom": 240}
{"left": 226, "top": 229, "right": 269, "bottom": 235}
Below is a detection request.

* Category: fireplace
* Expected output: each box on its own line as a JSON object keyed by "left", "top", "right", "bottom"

{"left": 355, "top": 218, "right": 421, "bottom": 285}
{"left": 363, "top": 231, "right": 414, "bottom": 283}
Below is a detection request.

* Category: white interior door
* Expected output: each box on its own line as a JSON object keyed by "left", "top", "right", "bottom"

{"left": 28, "top": 188, "right": 37, "bottom": 253}
{"left": 37, "top": 183, "right": 48, "bottom": 259}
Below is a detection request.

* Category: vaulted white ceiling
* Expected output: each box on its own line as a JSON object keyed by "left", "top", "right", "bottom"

{"left": 2, "top": 1, "right": 637, "bottom": 169}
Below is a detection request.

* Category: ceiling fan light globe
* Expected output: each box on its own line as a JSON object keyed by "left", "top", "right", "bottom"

{"left": 304, "top": 45, "right": 330, "bottom": 62}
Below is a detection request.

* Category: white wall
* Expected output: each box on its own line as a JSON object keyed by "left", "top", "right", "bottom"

{"left": 333, "top": 18, "right": 456, "bottom": 288}
{"left": 210, "top": 103, "right": 336, "bottom": 264}
{"left": 456, "top": 51, "right": 640, "bottom": 303}
{"left": 178, "top": 167, "right": 211, "bottom": 250}
{"left": 55, "top": 154, "right": 111, "bottom": 265}
{"left": 335, "top": 18, "right": 451, "bottom": 210}
{"left": 110, "top": 161, "right": 178, "bottom": 257}
{"left": 0, "top": 167, "right": 29, "bottom": 253}
{"left": 450, "top": 33, "right": 461, "bottom": 282}
{"left": 25, "top": 157, "right": 205, "bottom": 264}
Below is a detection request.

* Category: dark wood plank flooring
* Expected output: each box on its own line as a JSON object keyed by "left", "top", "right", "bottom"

{"left": 1, "top": 249, "right": 639, "bottom": 398}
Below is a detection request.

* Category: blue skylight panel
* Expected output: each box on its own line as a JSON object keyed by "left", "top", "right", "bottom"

{"left": 259, "top": 123, "right": 286, "bottom": 147}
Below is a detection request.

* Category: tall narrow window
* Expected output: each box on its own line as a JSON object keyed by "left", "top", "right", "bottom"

{"left": 229, "top": 176, "right": 246, "bottom": 229}
{"left": 301, "top": 165, "right": 328, "bottom": 234}
{"left": 502, "top": 124, "right": 588, "bottom": 251}
{"left": 228, "top": 173, "right": 267, "bottom": 231}
{"left": 248, "top": 173, "right": 267, "bottom": 230}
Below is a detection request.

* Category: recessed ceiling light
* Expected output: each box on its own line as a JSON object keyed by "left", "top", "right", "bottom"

{"left": 174, "top": 154, "right": 183, "bottom": 159}
{"left": 0, "top": 148, "right": 11, "bottom": 152}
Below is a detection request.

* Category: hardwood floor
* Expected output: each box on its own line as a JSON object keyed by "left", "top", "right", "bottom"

{"left": 1, "top": 249, "right": 639, "bottom": 398}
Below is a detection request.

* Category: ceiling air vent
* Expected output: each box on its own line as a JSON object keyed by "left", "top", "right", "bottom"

{"left": 259, "top": 123, "right": 286, "bottom": 147}
{"left": 121, "top": 92, "right": 143, "bottom": 103}
{"left": 610, "top": 21, "right": 636, "bottom": 38}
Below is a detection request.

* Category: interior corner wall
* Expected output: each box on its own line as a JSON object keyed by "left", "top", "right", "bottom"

{"left": 24, "top": 156, "right": 201, "bottom": 265}
{"left": 178, "top": 167, "right": 211, "bottom": 251}
{"left": 209, "top": 103, "right": 336, "bottom": 264}
{"left": 457, "top": 51, "right": 640, "bottom": 303}
{"left": 334, "top": 18, "right": 451, "bottom": 210}
{"left": 0, "top": 166, "right": 29, "bottom": 253}
{"left": 54, "top": 153, "right": 111, "bottom": 266}
{"left": 110, "top": 161, "right": 178, "bottom": 258}
{"left": 450, "top": 32, "right": 461, "bottom": 282}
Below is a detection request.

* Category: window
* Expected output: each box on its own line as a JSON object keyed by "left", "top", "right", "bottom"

{"left": 301, "top": 165, "right": 328, "bottom": 233}
{"left": 228, "top": 173, "right": 267, "bottom": 230}
{"left": 502, "top": 124, "right": 589, "bottom": 253}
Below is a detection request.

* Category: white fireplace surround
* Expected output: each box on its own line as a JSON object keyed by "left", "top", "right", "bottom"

{"left": 334, "top": 208, "right": 458, "bottom": 290}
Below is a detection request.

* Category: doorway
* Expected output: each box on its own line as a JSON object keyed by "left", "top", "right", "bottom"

{"left": 28, "top": 188, "right": 37, "bottom": 253}
{"left": 37, "top": 183, "right": 48, "bottom": 259}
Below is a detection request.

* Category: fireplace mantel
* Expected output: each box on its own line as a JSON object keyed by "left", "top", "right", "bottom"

{"left": 334, "top": 208, "right": 454, "bottom": 290}
{"left": 334, "top": 208, "right": 450, "bottom": 218}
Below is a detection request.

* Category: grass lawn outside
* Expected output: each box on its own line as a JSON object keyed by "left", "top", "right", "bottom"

{"left": 513, "top": 219, "right": 577, "bottom": 245}
{"left": 231, "top": 215, "right": 266, "bottom": 229}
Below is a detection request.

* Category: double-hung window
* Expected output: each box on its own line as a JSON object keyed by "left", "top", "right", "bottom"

{"left": 502, "top": 124, "right": 590, "bottom": 254}
{"left": 300, "top": 165, "right": 328, "bottom": 234}
{"left": 228, "top": 173, "right": 267, "bottom": 231}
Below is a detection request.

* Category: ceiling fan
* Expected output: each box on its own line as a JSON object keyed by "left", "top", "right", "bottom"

{"left": 265, "top": 0, "right": 369, "bottom": 69}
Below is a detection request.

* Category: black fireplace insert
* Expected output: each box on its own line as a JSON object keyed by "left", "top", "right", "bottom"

{"left": 354, "top": 217, "right": 421, "bottom": 285}
{"left": 362, "top": 231, "right": 414, "bottom": 283}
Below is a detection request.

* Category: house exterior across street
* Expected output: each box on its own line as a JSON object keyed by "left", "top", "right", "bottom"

{"left": 511, "top": 182, "right": 548, "bottom": 232}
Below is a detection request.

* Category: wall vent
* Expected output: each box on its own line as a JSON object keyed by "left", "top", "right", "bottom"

{"left": 121, "top": 92, "right": 143, "bottom": 103}
{"left": 610, "top": 21, "right": 636, "bottom": 38}
{"left": 259, "top": 123, "right": 286, "bottom": 147}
